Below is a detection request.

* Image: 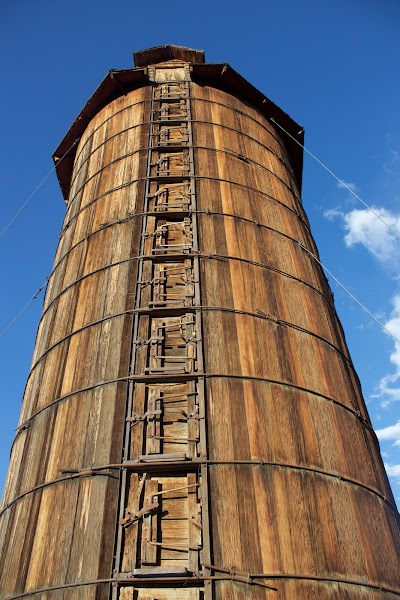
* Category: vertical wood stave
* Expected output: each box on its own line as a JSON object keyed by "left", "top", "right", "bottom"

{"left": 191, "top": 82, "right": 400, "bottom": 598}
{"left": 1, "top": 51, "right": 399, "bottom": 600}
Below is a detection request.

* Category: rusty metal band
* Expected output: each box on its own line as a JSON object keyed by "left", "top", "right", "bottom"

{"left": 3, "top": 578, "right": 205, "bottom": 599}
{"left": 70, "top": 120, "right": 144, "bottom": 190}
{"left": 77, "top": 93, "right": 290, "bottom": 166}
{"left": 30, "top": 253, "right": 336, "bottom": 383}
{"left": 26, "top": 303, "right": 356, "bottom": 407}
{"left": 13, "top": 367, "right": 374, "bottom": 460}
{"left": 0, "top": 470, "right": 118, "bottom": 519}
{"left": 38, "top": 256, "right": 138, "bottom": 325}
{"left": 61, "top": 172, "right": 308, "bottom": 238}
{"left": 37, "top": 250, "right": 334, "bottom": 336}
{"left": 202, "top": 460, "right": 395, "bottom": 508}
{"left": 27, "top": 311, "right": 132, "bottom": 373}
{"left": 27, "top": 304, "right": 354, "bottom": 391}
{"left": 204, "top": 563, "right": 400, "bottom": 596}
{"left": 2, "top": 574, "right": 277, "bottom": 599}
{"left": 53, "top": 209, "right": 312, "bottom": 296}
{"left": 66, "top": 142, "right": 300, "bottom": 212}
{"left": 70, "top": 457, "right": 388, "bottom": 496}
{"left": 71, "top": 118, "right": 294, "bottom": 193}
{"left": 71, "top": 110, "right": 147, "bottom": 185}
{"left": 196, "top": 139, "right": 298, "bottom": 195}
{"left": 194, "top": 208, "right": 309, "bottom": 243}
{"left": 188, "top": 95, "right": 296, "bottom": 172}
{"left": 72, "top": 94, "right": 291, "bottom": 174}
{"left": 2, "top": 454, "right": 396, "bottom": 520}
{"left": 12, "top": 377, "right": 131, "bottom": 447}
{"left": 70, "top": 124, "right": 144, "bottom": 190}
{"left": 249, "top": 577, "right": 400, "bottom": 596}
{"left": 67, "top": 148, "right": 144, "bottom": 208}
{"left": 73, "top": 121, "right": 296, "bottom": 199}
{"left": 73, "top": 98, "right": 148, "bottom": 164}
{"left": 199, "top": 306, "right": 353, "bottom": 366}
{"left": 177, "top": 250, "right": 333, "bottom": 307}
{"left": 5, "top": 572, "right": 400, "bottom": 599}
{"left": 61, "top": 177, "right": 142, "bottom": 235}
{"left": 52, "top": 216, "right": 137, "bottom": 281}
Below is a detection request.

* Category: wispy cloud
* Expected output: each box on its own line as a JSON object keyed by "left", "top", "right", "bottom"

{"left": 336, "top": 180, "right": 358, "bottom": 193}
{"left": 373, "top": 293, "right": 400, "bottom": 406}
{"left": 376, "top": 419, "right": 400, "bottom": 447}
{"left": 383, "top": 141, "right": 400, "bottom": 181}
{"left": 323, "top": 207, "right": 344, "bottom": 221}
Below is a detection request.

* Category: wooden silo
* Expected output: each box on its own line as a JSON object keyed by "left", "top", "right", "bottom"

{"left": 1, "top": 44, "right": 399, "bottom": 599}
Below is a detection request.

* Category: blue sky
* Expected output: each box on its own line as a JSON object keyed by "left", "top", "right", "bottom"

{"left": 1, "top": 0, "right": 400, "bottom": 503}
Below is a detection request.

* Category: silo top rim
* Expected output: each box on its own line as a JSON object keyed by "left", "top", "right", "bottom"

{"left": 133, "top": 45, "right": 205, "bottom": 67}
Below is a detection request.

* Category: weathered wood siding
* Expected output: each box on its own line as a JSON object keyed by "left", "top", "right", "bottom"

{"left": 1, "top": 54, "right": 399, "bottom": 600}
{"left": 0, "top": 86, "right": 149, "bottom": 599}
{"left": 191, "top": 83, "right": 400, "bottom": 598}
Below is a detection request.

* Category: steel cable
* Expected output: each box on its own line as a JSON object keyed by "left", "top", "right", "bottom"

{"left": 0, "top": 140, "right": 78, "bottom": 240}
{"left": 271, "top": 117, "right": 400, "bottom": 243}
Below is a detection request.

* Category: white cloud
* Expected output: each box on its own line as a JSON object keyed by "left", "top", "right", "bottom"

{"left": 376, "top": 375, "right": 400, "bottom": 407}
{"left": 324, "top": 163, "right": 400, "bottom": 410}
{"left": 323, "top": 203, "right": 400, "bottom": 269}
{"left": 342, "top": 207, "right": 400, "bottom": 267}
{"left": 376, "top": 420, "right": 400, "bottom": 446}
{"left": 373, "top": 293, "right": 400, "bottom": 407}
{"left": 337, "top": 180, "right": 358, "bottom": 192}
{"left": 324, "top": 202, "right": 400, "bottom": 407}
{"left": 384, "top": 463, "right": 400, "bottom": 478}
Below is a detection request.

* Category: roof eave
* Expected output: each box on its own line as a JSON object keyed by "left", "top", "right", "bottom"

{"left": 53, "top": 68, "right": 148, "bottom": 202}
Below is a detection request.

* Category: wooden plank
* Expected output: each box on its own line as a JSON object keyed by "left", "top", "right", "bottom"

{"left": 120, "top": 587, "right": 134, "bottom": 600}
{"left": 121, "top": 473, "right": 140, "bottom": 573}
{"left": 141, "top": 479, "right": 159, "bottom": 565}
{"left": 161, "top": 520, "right": 189, "bottom": 538}
{"left": 134, "top": 589, "right": 201, "bottom": 600}
{"left": 162, "top": 498, "right": 188, "bottom": 519}
{"left": 188, "top": 472, "right": 201, "bottom": 573}
{"left": 130, "top": 383, "right": 146, "bottom": 460}
{"left": 135, "top": 315, "right": 150, "bottom": 375}
{"left": 147, "top": 389, "right": 162, "bottom": 455}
